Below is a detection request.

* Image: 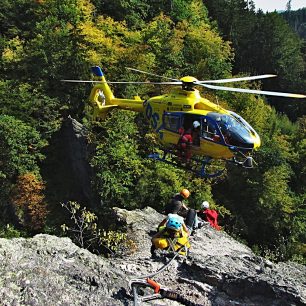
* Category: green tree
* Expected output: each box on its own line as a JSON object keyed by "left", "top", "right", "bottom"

{"left": 204, "top": 0, "right": 306, "bottom": 119}
{"left": 0, "top": 81, "right": 62, "bottom": 138}
{"left": 0, "top": 115, "right": 46, "bottom": 223}
{"left": 90, "top": 110, "right": 144, "bottom": 209}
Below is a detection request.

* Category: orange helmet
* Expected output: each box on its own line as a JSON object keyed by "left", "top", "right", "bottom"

{"left": 180, "top": 189, "right": 190, "bottom": 199}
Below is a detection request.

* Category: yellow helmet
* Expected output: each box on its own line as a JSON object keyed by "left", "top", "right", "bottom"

{"left": 180, "top": 189, "right": 190, "bottom": 199}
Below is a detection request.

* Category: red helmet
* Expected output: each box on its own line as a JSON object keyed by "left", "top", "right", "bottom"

{"left": 180, "top": 189, "right": 190, "bottom": 199}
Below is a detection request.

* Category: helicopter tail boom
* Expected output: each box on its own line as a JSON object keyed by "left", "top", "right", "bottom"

{"left": 89, "top": 66, "right": 143, "bottom": 119}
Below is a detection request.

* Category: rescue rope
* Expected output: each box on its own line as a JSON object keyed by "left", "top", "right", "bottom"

{"left": 129, "top": 227, "right": 203, "bottom": 305}
{"left": 130, "top": 278, "right": 204, "bottom": 306}
{"left": 130, "top": 246, "right": 194, "bottom": 306}
{"left": 132, "top": 245, "right": 184, "bottom": 280}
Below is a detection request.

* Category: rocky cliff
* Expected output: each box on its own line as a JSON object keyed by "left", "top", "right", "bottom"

{"left": 0, "top": 207, "right": 305, "bottom": 306}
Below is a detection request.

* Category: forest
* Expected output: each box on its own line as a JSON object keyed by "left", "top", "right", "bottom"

{"left": 0, "top": 0, "right": 305, "bottom": 264}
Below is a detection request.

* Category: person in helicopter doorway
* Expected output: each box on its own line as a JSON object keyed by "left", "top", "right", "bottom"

{"left": 177, "top": 127, "right": 193, "bottom": 165}
{"left": 177, "top": 120, "right": 201, "bottom": 164}
{"left": 164, "top": 189, "right": 201, "bottom": 233}
{"left": 197, "top": 201, "right": 221, "bottom": 231}
{"left": 191, "top": 120, "right": 201, "bottom": 146}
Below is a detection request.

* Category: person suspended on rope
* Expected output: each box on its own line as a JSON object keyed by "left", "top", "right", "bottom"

{"left": 197, "top": 201, "right": 221, "bottom": 231}
{"left": 151, "top": 213, "right": 190, "bottom": 258}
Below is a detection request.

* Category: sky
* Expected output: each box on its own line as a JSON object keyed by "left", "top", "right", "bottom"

{"left": 252, "top": 0, "right": 306, "bottom": 12}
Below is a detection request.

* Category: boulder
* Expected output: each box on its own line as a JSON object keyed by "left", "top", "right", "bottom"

{"left": 0, "top": 206, "right": 305, "bottom": 305}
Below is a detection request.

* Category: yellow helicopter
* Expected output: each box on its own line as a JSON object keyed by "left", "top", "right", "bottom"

{"left": 63, "top": 66, "right": 306, "bottom": 178}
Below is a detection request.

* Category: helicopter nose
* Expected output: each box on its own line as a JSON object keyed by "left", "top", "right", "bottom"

{"left": 252, "top": 134, "right": 261, "bottom": 150}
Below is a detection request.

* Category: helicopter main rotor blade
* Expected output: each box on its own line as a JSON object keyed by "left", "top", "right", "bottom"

{"left": 202, "top": 84, "right": 306, "bottom": 98}
{"left": 198, "top": 74, "right": 277, "bottom": 84}
{"left": 61, "top": 79, "right": 182, "bottom": 85}
{"left": 61, "top": 80, "right": 97, "bottom": 83}
{"left": 126, "top": 67, "right": 180, "bottom": 82}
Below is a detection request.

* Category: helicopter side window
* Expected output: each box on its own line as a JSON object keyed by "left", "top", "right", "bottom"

{"left": 163, "top": 114, "right": 181, "bottom": 132}
{"left": 202, "top": 118, "right": 219, "bottom": 141}
{"left": 207, "top": 112, "right": 255, "bottom": 147}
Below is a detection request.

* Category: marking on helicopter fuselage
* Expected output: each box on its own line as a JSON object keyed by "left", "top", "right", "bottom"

{"left": 151, "top": 112, "right": 159, "bottom": 129}
{"left": 145, "top": 102, "right": 153, "bottom": 119}
{"left": 145, "top": 102, "right": 163, "bottom": 132}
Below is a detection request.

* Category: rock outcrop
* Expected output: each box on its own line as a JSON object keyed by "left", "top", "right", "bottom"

{"left": 0, "top": 207, "right": 305, "bottom": 306}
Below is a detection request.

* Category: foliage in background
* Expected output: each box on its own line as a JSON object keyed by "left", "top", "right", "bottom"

{"left": 10, "top": 173, "right": 48, "bottom": 232}
{"left": 212, "top": 89, "right": 305, "bottom": 261}
{"left": 0, "top": 0, "right": 304, "bottom": 263}
{"left": 0, "top": 115, "right": 46, "bottom": 221}
{"left": 0, "top": 81, "right": 62, "bottom": 138}
{"left": 203, "top": 0, "right": 306, "bottom": 119}
{"left": 61, "top": 201, "right": 130, "bottom": 256}
{"left": 0, "top": 224, "right": 23, "bottom": 239}
{"left": 281, "top": 8, "right": 306, "bottom": 40}
{"left": 89, "top": 110, "right": 145, "bottom": 209}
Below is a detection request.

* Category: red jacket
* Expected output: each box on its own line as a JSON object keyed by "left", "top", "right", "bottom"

{"left": 178, "top": 129, "right": 192, "bottom": 148}
{"left": 199, "top": 209, "right": 221, "bottom": 230}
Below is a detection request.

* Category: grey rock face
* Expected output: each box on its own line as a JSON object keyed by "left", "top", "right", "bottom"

{"left": 61, "top": 116, "right": 93, "bottom": 205}
{"left": 0, "top": 207, "right": 305, "bottom": 306}
{"left": 0, "top": 235, "right": 128, "bottom": 306}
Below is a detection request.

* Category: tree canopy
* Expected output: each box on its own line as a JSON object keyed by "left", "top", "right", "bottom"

{"left": 0, "top": 0, "right": 305, "bottom": 263}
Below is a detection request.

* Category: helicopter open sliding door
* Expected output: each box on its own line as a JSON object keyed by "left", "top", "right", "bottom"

{"left": 161, "top": 112, "right": 183, "bottom": 146}
{"left": 163, "top": 112, "right": 182, "bottom": 132}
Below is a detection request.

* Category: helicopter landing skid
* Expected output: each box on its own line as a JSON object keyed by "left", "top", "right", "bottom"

{"left": 148, "top": 151, "right": 225, "bottom": 179}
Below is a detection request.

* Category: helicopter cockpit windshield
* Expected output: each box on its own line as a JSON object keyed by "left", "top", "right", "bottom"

{"left": 207, "top": 112, "right": 255, "bottom": 149}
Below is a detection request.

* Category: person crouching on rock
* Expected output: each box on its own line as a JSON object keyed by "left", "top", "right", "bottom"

{"left": 150, "top": 213, "right": 190, "bottom": 258}
{"left": 164, "top": 188, "right": 190, "bottom": 216}
{"left": 197, "top": 201, "right": 221, "bottom": 231}
{"left": 164, "top": 189, "right": 201, "bottom": 233}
